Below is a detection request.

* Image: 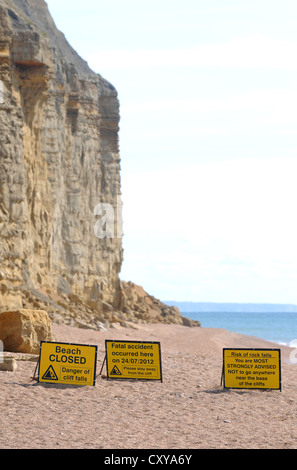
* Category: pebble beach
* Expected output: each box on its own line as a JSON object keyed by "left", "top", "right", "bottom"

{"left": 0, "top": 322, "right": 296, "bottom": 450}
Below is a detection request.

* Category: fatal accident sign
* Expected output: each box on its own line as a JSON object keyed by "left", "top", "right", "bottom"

{"left": 223, "top": 348, "right": 281, "bottom": 390}
{"left": 38, "top": 341, "right": 97, "bottom": 386}
{"left": 105, "top": 340, "right": 162, "bottom": 381}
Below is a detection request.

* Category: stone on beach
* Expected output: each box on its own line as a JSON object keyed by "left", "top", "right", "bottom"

{"left": 0, "top": 357, "right": 17, "bottom": 372}
{"left": 0, "top": 309, "right": 54, "bottom": 354}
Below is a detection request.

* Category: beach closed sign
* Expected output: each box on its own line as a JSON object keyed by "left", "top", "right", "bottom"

{"left": 38, "top": 341, "right": 97, "bottom": 386}
{"left": 223, "top": 348, "right": 281, "bottom": 390}
{"left": 105, "top": 340, "right": 162, "bottom": 381}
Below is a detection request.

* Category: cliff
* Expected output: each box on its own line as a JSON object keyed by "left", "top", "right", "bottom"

{"left": 0, "top": 0, "right": 199, "bottom": 329}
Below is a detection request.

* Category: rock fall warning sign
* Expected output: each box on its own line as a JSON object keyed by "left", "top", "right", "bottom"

{"left": 223, "top": 348, "right": 281, "bottom": 390}
{"left": 38, "top": 341, "right": 97, "bottom": 386}
{"left": 105, "top": 340, "right": 162, "bottom": 381}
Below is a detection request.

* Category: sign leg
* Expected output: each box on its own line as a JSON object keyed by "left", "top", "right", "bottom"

{"left": 97, "top": 354, "right": 106, "bottom": 377}
{"left": 31, "top": 358, "right": 40, "bottom": 382}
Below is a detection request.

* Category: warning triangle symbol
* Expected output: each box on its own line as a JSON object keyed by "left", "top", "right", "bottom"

{"left": 110, "top": 365, "right": 122, "bottom": 376}
{"left": 42, "top": 365, "right": 58, "bottom": 380}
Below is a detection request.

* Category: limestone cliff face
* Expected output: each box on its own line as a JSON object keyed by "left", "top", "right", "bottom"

{"left": 0, "top": 0, "right": 122, "bottom": 311}
{"left": 0, "top": 0, "right": 199, "bottom": 329}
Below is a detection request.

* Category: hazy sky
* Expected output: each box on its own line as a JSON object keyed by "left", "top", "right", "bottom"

{"left": 46, "top": 0, "right": 297, "bottom": 304}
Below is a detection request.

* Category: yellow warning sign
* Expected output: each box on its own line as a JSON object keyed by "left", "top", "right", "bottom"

{"left": 38, "top": 341, "right": 97, "bottom": 386}
{"left": 223, "top": 348, "right": 281, "bottom": 390}
{"left": 105, "top": 340, "right": 162, "bottom": 381}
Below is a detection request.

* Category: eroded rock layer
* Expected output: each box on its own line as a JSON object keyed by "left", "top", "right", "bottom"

{"left": 0, "top": 0, "right": 199, "bottom": 330}
{"left": 0, "top": 0, "right": 122, "bottom": 312}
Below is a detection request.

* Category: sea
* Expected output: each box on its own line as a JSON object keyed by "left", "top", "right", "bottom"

{"left": 184, "top": 311, "right": 297, "bottom": 347}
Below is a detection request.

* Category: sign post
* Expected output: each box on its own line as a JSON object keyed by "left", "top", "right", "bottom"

{"left": 223, "top": 348, "right": 281, "bottom": 390}
{"left": 38, "top": 341, "right": 98, "bottom": 386}
{"left": 105, "top": 340, "right": 162, "bottom": 381}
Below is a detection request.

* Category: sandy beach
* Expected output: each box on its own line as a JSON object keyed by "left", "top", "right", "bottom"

{"left": 0, "top": 322, "right": 296, "bottom": 450}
